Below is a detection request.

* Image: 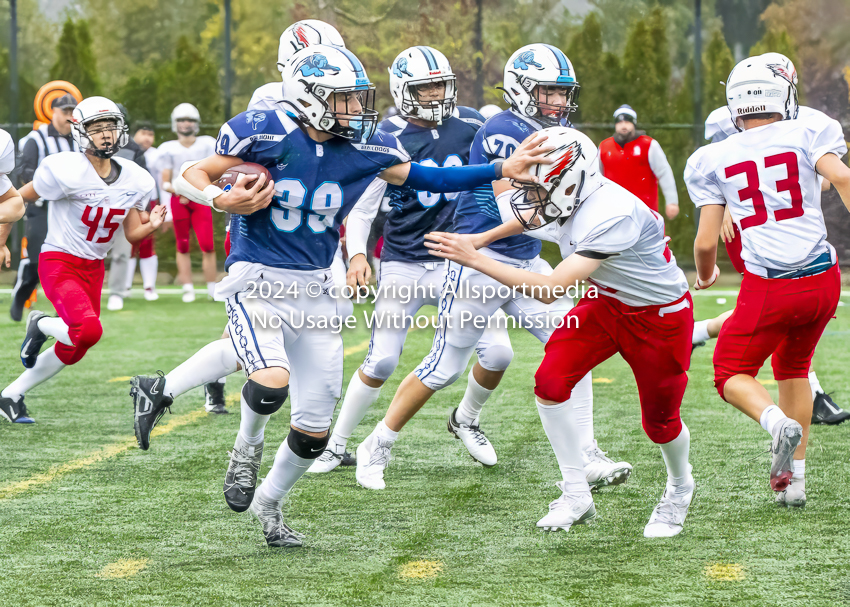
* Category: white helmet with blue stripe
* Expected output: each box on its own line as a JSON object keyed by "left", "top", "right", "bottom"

{"left": 282, "top": 44, "right": 378, "bottom": 141}
{"left": 388, "top": 46, "right": 457, "bottom": 123}
{"left": 502, "top": 43, "right": 579, "bottom": 127}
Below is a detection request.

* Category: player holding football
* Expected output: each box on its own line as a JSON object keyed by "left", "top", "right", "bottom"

{"left": 695, "top": 53, "right": 849, "bottom": 426}
{"left": 426, "top": 127, "right": 695, "bottom": 537}
{"left": 308, "top": 46, "right": 514, "bottom": 473}
{"left": 355, "top": 44, "right": 631, "bottom": 492}
{"left": 686, "top": 55, "right": 850, "bottom": 507}
{"left": 136, "top": 44, "right": 549, "bottom": 547}
{"left": 0, "top": 97, "right": 164, "bottom": 424}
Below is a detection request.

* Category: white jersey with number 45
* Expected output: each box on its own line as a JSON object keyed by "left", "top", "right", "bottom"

{"left": 34, "top": 152, "right": 156, "bottom": 260}
{"left": 685, "top": 110, "right": 847, "bottom": 276}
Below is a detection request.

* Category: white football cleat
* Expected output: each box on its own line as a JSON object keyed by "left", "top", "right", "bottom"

{"left": 447, "top": 408, "right": 497, "bottom": 467}
{"left": 308, "top": 445, "right": 346, "bottom": 474}
{"left": 182, "top": 288, "right": 196, "bottom": 303}
{"left": 644, "top": 467, "right": 695, "bottom": 538}
{"left": 355, "top": 434, "right": 394, "bottom": 490}
{"left": 770, "top": 418, "right": 803, "bottom": 492}
{"left": 537, "top": 483, "right": 596, "bottom": 532}
{"left": 144, "top": 287, "right": 159, "bottom": 301}
{"left": 776, "top": 477, "right": 806, "bottom": 508}
{"left": 107, "top": 294, "right": 124, "bottom": 311}
{"left": 584, "top": 440, "right": 632, "bottom": 490}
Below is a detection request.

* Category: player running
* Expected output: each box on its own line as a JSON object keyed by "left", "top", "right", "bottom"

{"left": 426, "top": 127, "right": 695, "bottom": 537}
{"left": 695, "top": 53, "right": 849, "bottom": 426}
{"left": 686, "top": 55, "right": 850, "bottom": 508}
{"left": 133, "top": 44, "right": 549, "bottom": 547}
{"left": 0, "top": 97, "right": 164, "bottom": 424}
{"left": 355, "top": 44, "right": 631, "bottom": 492}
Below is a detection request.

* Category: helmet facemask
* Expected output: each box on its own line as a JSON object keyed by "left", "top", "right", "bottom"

{"left": 399, "top": 76, "right": 457, "bottom": 123}
{"left": 509, "top": 174, "right": 583, "bottom": 230}
{"left": 175, "top": 119, "right": 199, "bottom": 137}
{"left": 300, "top": 82, "right": 379, "bottom": 141}
{"left": 529, "top": 83, "right": 580, "bottom": 126}
{"left": 74, "top": 116, "right": 128, "bottom": 159}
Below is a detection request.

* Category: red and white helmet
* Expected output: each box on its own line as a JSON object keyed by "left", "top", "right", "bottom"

{"left": 71, "top": 96, "right": 129, "bottom": 158}
{"left": 277, "top": 20, "right": 345, "bottom": 74}
{"left": 726, "top": 54, "right": 799, "bottom": 128}
{"left": 510, "top": 127, "right": 600, "bottom": 229}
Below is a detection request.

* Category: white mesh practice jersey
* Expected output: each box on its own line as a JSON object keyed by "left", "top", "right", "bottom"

{"left": 34, "top": 152, "right": 156, "bottom": 260}
{"left": 686, "top": 111, "right": 846, "bottom": 276}
{"left": 248, "top": 82, "right": 283, "bottom": 111}
{"left": 704, "top": 105, "right": 821, "bottom": 143}
{"left": 157, "top": 136, "right": 216, "bottom": 176}
{"left": 552, "top": 179, "right": 689, "bottom": 307}
{"left": 0, "top": 128, "right": 14, "bottom": 196}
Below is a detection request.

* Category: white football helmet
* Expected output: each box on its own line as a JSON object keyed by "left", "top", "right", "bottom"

{"left": 171, "top": 103, "right": 200, "bottom": 135}
{"left": 388, "top": 46, "right": 456, "bottom": 123}
{"left": 502, "top": 44, "right": 580, "bottom": 127}
{"left": 479, "top": 104, "right": 502, "bottom": 119}
{"left": 71, "top": 96, "right": 129, "bottom": 159}
{"left": 726, "top": 54, "right": 798, "bottom": 128}
{"left": 277, "top": 20, "right": 345, "bottom": 74}
{"left": 282, "top": 45, "right": 378, "bottom": 141}
{"left": 509, "top": 127, "right": 600, "bottom": 229}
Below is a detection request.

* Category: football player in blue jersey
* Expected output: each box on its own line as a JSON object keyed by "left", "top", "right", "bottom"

{"left": 355, "top": 44, "right": 633, "bottom": 492}
{"left": 134, "top": 44, "right": 549, "bottom": 548}
{"left": 307, "top": 46, "right": 512, "bottom": 474}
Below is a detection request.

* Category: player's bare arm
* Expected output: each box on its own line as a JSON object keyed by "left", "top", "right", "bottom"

{"left": 425, "top": 231, "right": 601, "bottom": 303}
{"left": 180, "top": 154, "right": 274, "bottom": 214}
{"left": 816, "top": 152, "right": 850, "bottom": 212}
{"left": 693, "top": 204, "right": 724, "bottom": 289}
{"left": 0, "top": 222, "right": 12, "bottom": 269}
{"left": 124, "top": 206, "right": 167, "bottom": 242}
{"left": 0, "top": 185, "right": 25, "bottom": 223}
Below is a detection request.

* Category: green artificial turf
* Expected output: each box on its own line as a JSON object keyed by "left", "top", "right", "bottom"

{"left": 0, "top": 291, "right": 848, "bottom": 606}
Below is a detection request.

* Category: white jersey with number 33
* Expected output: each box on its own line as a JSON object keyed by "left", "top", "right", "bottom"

{"left": 685, "top": 110, "right": 847, "bottom": 276}
{"left": 34, "top": 152, "right": 156, "bottom": 260}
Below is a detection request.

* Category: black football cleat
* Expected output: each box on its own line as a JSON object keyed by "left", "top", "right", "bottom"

{"left": 340, "top": 451, "right": 356, "bottom": 466}
{"left": 223, "top": 435, "right": 263, "bottom": 512}
{"left": 811, "top": 392, "right": 850, "bottom": 425}
{"left": 131, "top": 372, "right": 173, "bottom": 450}
{"left": 21, "top": 311, "right": 49, "bottom": 369}
{"left": 203, "top": 381, "right": 228, "bottom": 414}
{"left": 0, "top": 395, "right": 35, "bottom": 424}
{"left": 249, "top": 495, "right": 304, "bottom": 548}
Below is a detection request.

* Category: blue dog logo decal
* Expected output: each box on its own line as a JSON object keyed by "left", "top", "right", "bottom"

{"left": 245, "top": 111, "right": 266, "bottom": 131}
{"left": 513, "top": 51, "right": 543, "bottom": 70}
{"left": 297, "top": 54, "right": 341, "bottom": 77}
{"left": 393, "top": 58, "right": 414, "bottom": 78}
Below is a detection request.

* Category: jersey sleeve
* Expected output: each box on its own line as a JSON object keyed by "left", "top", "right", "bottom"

{"left": 574, "top": 215, "right": 642, "bottom": 257}
{"left": 704, "top": 107, "right": 736, "bottom": 143}
{"left": 32, "top": 156, "right": 66, "bottom": 201}
{"left": 684, "top": 147, "right": 726, "bottom": 207}
{"left": 353, "top": 129, "right": 411, "bottom": 169}
{"left": 214, "top": 110, "right": 290, "bottom": 161}
{"left": 456, "top": 106, "right": 485, "bottom": 130}
{"left": 478, "top": 117, "right": 532, "bottom": 163}
{"left": 0, "top": 130, "right": 14, "bottom": 195}
{"left": 806, "top": 114, "right": 847, "bottom": 166}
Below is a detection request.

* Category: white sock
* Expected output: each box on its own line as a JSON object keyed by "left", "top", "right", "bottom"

{"left": 792, "top": 459, "right": 805, "bottom": 481}
{"left": 2, "top": 346, "right": 66, "bottom": 400}
{"left": 329, "top": 372, "right": 382, "bottom": 451}
{"left": 570, "top": 372, "right": 595, "bottom": 453}
{"left": 808, "top": 371, "right": 823, "bottom": 399}
{"left": 140, "top": 255, "right": 158, "bottom": 290}
{"left": 164, "top": 339, "right": 238, "bottom": 399}
{"left": 207, "top": 282, "right": 216, "bottom": 298}
{"left": 375, "top": 419, "right": 399, "bottom": 443}
{"left": 37, "top": 316, "right": 72, "bottom": 346}
{"left": 257, "top": 440, "right": 311, "bottom": 503}
{"left": 183, "top": 283, "right": 193, "bottom": 293}
{"left": 126, "top": 257, "right": 137, "bottom": 291}
{"left": 693, "top": 319, "right": 710, "bottom": 344}
{"left": 238, "top": 387, "right": 269, "bottom": 445}
{"left": 759, "top": 404, "right": 788, "bottom": 436}
{"left": 455, "top": 372, "right": 494, "bottom": 426}
{"left": 658, "top": 422, "right": 691, "bottom": 488}
{"left": 535, "top": 399, "right": 591, "bottom": 494}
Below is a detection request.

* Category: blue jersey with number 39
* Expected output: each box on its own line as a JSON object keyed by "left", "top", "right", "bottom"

{"left": 378, "top": 106, "right": 484, "bottom": 263}
{"left": 454, "top": 109, "right": 543, "bottom": 259}
{"left": 216, "top": 109, "right": 409, "bottom": 271}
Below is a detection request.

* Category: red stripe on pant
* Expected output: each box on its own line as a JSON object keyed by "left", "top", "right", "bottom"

{"left": 38, "top": 252, "right": 105, "bottom": 365}
{"left": 534, "top": 292, "right": 694, "bottom": 444}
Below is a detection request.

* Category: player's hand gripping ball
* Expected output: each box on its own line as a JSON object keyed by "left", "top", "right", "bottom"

{"left": 215, "top": 163, "right": 274, "bottom": 192}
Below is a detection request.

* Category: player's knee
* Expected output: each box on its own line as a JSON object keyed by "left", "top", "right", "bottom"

{"left": 642, "top": 415, "right": 682, "bottom": 444}
{"left": 76, "top": 317, "right": 103, "bottom": 350}
{"left": 286, "top": 427, "right": 330, "bottom": 460}
{"left": 242, "top": 380, "right": 289, "bottom": 415}
{"left": 534, "top": 370, "right": 572, "bottom": 404}
{"left": 369, "top": 355, "right": 400, "bottom": 382}
{"left": 477, "top": 344, "right": 514, "bottom": 373}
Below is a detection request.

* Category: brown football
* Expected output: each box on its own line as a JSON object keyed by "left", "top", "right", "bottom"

{"left": 215, "top": 163, "right": 273, "bottom": 192}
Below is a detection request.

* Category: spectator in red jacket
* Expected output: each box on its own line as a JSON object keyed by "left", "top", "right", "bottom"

{"left": 599, "top": 105, "right": 679, "bottom": 220}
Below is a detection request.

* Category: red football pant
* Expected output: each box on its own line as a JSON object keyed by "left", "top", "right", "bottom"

{"left": 131, "top": 235, "right": 155, "bottom": 259}
{"left": 724, "top": 224, "right": 746, "bottom": 275}
{"left": 38, "top": 252, "right": 104, "bottom": 365}
{"left": 171, "top": 194, "right": 214, "bottom": 254}
{"left": 535, "top": 293, "right": 694, "bottom": 444}
{"left": 714, "top": 264, "right": 840, "bottom": 398}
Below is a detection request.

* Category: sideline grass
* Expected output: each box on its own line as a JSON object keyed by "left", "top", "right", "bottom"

{"left": 0, "top": 293, "right": 848, "bottom": 606}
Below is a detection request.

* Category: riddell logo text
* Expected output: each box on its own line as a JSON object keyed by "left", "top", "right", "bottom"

{"left": 737, "top": 105, "right": 766, "bottom": 115}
